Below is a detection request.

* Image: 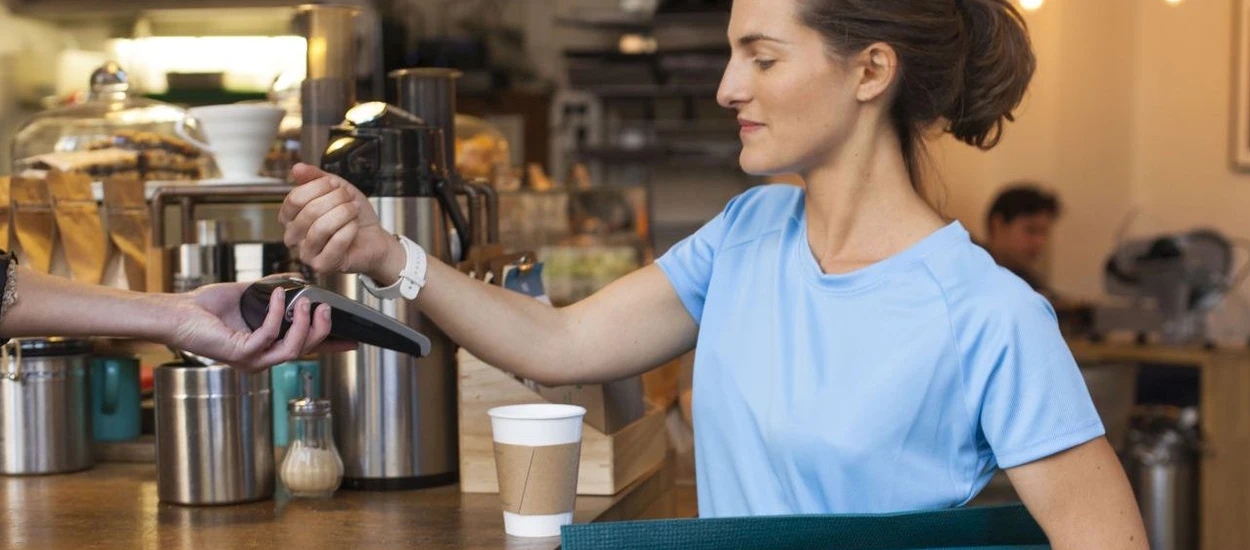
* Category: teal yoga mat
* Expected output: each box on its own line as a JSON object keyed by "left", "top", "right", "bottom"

{"left": 560, "top": 503, "right": 1048, "bottom": 550}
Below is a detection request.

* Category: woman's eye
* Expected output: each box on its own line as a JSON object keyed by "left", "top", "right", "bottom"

{"left": 755, "top": 58, "right": 776, "bottom": 70}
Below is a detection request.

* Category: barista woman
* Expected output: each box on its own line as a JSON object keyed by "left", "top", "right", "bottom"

{"left": 282, "top": 0, "right": 1147, "bottom": 547}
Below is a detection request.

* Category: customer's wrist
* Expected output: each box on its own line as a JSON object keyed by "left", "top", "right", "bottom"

{"left": 139, "top": 291, "right": 189, "bottom": 345}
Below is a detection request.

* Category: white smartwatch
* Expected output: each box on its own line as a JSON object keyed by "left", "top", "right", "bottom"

{"left": 361, "top": 234, "right": 427, "bottom": 301}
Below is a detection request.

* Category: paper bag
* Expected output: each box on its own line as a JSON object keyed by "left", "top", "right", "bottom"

{"left": 11, "top": 176, "right": 56, "bottom": 273}
{"left": 47, "top": 170, "right": 107, "bottom": 284}
{"left": 102, "top": 175, "right": 149, "bottom": 291}
{"left": 0, "top": 176, "right": 11, "bottom": 251}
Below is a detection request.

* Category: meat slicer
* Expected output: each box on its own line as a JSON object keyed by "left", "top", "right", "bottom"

{"left": 1092, "top": 229, "right": 1235, "bottom": 345}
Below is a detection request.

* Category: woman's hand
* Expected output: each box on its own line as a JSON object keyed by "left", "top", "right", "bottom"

{"left": 281, "top": 163, "right": 405, "bottom": 283}
{"left": 164, "top": 280, "right": 350, "bottom": 371}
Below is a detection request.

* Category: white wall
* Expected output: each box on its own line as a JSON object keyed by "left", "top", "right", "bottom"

{"left": 935, "top": 0, "right": 1250, "bottom": 339}
{"left": 1132, "top": 0, "right": 1250, "bottom": 231}
{"left": 931, "top": 0, "right": 1139, "bottom": 302}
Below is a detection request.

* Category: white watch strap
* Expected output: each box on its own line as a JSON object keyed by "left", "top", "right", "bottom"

{"left": 361, "top": 234, "right": 427, "bottom": 301}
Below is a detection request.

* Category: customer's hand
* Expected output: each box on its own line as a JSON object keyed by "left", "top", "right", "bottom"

{"left": 164, "top": 280, "right": 351, "bottom": 371}
{"left": 281, "top": 164, "right": 404, "bottom": 283}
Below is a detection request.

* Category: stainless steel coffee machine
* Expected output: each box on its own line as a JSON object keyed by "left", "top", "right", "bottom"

{"left": 319, "top": 69, "right": 495, "bottom": 490}
{"left": 1093, "top": 228, "right": 1234, "bottom": 345}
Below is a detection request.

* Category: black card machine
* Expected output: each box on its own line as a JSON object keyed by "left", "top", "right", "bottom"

{"left": 240, "top": 277, "right": 431, "bottom": 358}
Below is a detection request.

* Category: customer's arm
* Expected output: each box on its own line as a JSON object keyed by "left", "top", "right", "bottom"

{"left": 281, "top": 164, "right": 698, "bottom": 386}
{"left": 0, "top": 266, "right": 340, "bottom": 370}
{"left": 1007, "top": 437, "right": 1149, "bottom": 550}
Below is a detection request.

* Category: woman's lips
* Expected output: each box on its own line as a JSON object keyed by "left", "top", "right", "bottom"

{"left": 739, "top": 118, "right": 764, "bottom": 135}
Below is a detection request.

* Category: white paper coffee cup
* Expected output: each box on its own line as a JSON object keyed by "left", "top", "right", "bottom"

{"left": 488, "top": 403, "right": 587, "bottom": 538}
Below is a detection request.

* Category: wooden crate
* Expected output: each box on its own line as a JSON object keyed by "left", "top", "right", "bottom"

{"left": 457, "top": 349, "right": 668, "bottom": 496}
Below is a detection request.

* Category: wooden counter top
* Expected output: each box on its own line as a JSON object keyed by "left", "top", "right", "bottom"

{"left": 1067, "top": 337, "right": 1250, "bottom": 367}
{"left": 0, "top": 459, "right": 675, "bottom": 550}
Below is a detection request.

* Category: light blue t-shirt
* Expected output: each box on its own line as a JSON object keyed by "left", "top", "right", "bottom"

{"left": 656, "top": 184, "right": 1104, "bottom": 518}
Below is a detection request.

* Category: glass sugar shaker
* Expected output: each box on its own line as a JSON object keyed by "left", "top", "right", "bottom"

{"left": 279, "top": 372, "right": 343, "bottom": 498}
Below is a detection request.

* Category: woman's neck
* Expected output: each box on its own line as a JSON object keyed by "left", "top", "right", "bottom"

{"left": 800, "top": 128, "right": 946, "bottom": 275}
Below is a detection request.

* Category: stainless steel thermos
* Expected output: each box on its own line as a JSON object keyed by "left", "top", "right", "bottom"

{"left": 155, "top": 362, "right": 272, "bottom": 505}
{"left": 0, "top": 338, "right": 94, "bottom": 475}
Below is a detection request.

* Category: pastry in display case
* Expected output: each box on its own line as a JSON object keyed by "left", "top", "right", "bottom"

{"left": 11, "top": 62, "right": 212, "bottom": 183}
{"left": 497, "top": 184, "right": 652, "bottom": 306}
{"left": 455, "top": 113, "right": 515, "bottom": 190}
{"left": 540, "top": 241, "right": 643, "bottom": 306}
{"left": 262, "top": 71, "right": 303, "bottom": 181}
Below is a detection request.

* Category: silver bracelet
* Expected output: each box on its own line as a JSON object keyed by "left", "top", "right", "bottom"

{"left": 1, "top": 259, "right": 17, "bottom": 325}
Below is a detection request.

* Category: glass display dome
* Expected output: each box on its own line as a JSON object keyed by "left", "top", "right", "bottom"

{"left": 11, "top": 61, "right": 214, "bottom": 182}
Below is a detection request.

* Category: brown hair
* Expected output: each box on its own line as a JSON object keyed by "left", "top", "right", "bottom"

{"left": 986, "top": 183, "right": 1061, "bottom": 232}
{"left": 797, "top": 0, "right": 1036, "bottom": 188}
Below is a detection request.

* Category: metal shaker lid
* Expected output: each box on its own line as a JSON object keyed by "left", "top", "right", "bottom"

{"left": 289, "top": 397, "right": 332, "bottom": 416}
{"left": 288, "top": 370, "right": 329, "bottom": 415}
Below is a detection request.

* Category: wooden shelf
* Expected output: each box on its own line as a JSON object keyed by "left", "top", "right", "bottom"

{"left": 91, "top": 338, "right": 179, "bottom": 369}
{"left": 5, "top": 0, "right": 303, "bottom": 17}
{"left": 571, "top": 146, "right": 738, "bottom": 166}
{"left": 556, "top": 10, "right": 728, "bottom": 32}
{"left": 1067, "top": 338, "right": 1250, "bottom": 368}
{"left": 93, "top": 435, "right": 156, "bottom": 464}
{"left": 568, "top": 83, "right": 720, "bottom": 99}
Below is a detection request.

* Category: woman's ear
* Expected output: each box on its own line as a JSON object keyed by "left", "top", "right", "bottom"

{"left": 854, "top": 42, "right": 899, "bottom": 103}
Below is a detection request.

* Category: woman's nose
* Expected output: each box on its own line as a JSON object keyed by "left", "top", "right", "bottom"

{"left": 717, "top": 60, "right": 750, "bottom": 110}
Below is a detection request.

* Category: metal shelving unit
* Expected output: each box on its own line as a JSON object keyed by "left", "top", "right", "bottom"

{"left": 554, "top": 7, "right": 728, "bottom": 32}
{"left": 549, "top": 2, "right": 752, "bottom": 253}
